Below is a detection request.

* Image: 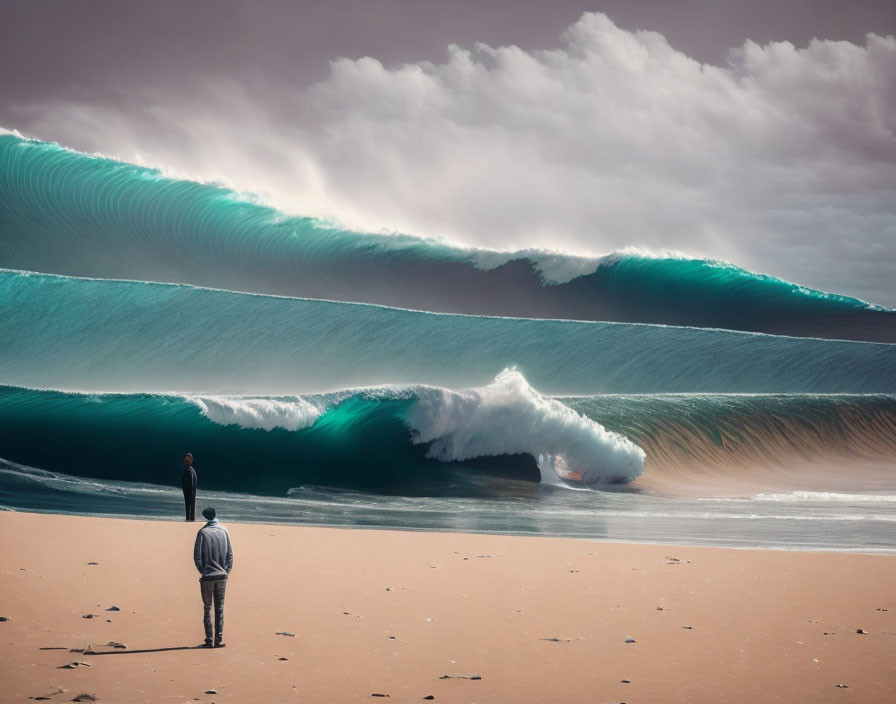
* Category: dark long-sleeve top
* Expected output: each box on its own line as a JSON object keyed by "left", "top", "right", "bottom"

{"left": 181, "top": 466, "right": 197, "bottom": 494}
{"left": 193, "top": 518, "right": 233, "bottom": 581}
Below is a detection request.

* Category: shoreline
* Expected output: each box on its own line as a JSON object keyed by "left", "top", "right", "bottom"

{"left": 4, "top": 505, "right": 896, "bottom": 555}
{"left": 2, "top": 510, "right": 894, "bottom": 703}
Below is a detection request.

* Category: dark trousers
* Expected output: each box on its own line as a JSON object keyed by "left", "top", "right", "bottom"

{"left": 201, "top": 578, "right": 227, "bottom": 643}
{"left": 183, "top": 490, "right": 195, "bottom": 521}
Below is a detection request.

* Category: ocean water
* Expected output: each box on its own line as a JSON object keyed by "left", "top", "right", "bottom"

{"left": 1, "top": 132, "right": 895, "bottom": 551}
{"left": 2, "top": 132, "right": 893, "bottom": 341}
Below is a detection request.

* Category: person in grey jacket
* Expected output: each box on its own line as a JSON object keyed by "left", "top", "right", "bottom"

{"left": 193, "top": 507, "right": 233, "bottom": 647}
{"left": 181, "top": 453, "right": 197, "bottom": 521}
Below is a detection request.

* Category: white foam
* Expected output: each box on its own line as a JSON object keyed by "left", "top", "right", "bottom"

{"left": 754, "top": 491, "right": 896, "bottom": 504}
{"left": 468, "top": 246, "right": 703, "bottom": 285}
{"left": 404, "top": 369, "right": 645, "bottom": 485}
{"left": 189, "top": 395, "right": 321, "bottom": 431}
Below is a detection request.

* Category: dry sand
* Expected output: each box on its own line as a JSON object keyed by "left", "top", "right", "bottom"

{"left": 0, "top": 511, "right": 894, "bottom": 703}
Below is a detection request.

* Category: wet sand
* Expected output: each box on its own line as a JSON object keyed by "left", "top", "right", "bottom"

{"left": 1, "top": 511, "right": 894, "bottom": 703}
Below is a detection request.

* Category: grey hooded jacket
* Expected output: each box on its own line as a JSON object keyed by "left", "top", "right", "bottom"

{"left": 193, "top": 518, "right": 233, "bottom": 581}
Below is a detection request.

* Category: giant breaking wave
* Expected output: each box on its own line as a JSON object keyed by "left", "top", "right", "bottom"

{"left": 3, "top": 270, "right": 894, "bottom": 396}
{"left": 0, "top": 371, "right": 644, "bottom": 493}
{"left": 1, "top": 377, "right": 894, "bottom": 498}
{"left": 2, "top": 132, "right": 893, "bottom": 342}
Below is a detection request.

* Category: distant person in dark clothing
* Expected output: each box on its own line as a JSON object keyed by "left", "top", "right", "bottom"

{"left": 181, "top": 453, "right": 197, "bottom": 521}
{"left": 194, "top": 507, "right": 233, "bottom": 647}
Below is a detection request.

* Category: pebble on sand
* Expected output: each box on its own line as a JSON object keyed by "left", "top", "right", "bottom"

{"left": 58, "top": 662, "right": 91, "bottom": 669}
{"left": 105, "top": 606, "right": 120, "bottom": 612}
{"left": 275, "top": 631, "right": 296, "bottom": 637}
{"left": 204, "top": 690, "right": 218, "bottom": 694}
{"left": 438, "top": 674, "right": 482, "bottom": 680}
{"left": 856, "top": 629, "right": 868, "bottom": 634}
{"left": 423, "top": 697, "right": 435, "bottom": 701}
{"left": 624, "top": 637, "right": 636, "bottom": 643}
{"left": 0, "top": 616, "right": 8, "bottom": 621}
{"left": 71, "top": 695, "right": 98, "bottom": 702}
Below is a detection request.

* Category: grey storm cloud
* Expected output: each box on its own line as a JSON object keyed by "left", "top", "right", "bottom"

{"left": 1, "top": 3, "right": 895, "bottom": 305}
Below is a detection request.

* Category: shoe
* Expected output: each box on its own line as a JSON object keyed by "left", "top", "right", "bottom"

{"left": 201, "top": 641, "right": 213, "bottom": 648}
{"left": 214, "top": 641, "right": 226, "bottom": 648}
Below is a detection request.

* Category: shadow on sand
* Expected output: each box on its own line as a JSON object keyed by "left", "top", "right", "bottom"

{"left": 84, "top": 645, "right": 207, "bottom": 655}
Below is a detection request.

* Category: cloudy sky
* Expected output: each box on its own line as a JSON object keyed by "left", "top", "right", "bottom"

{"left": 2, "top": 0, "right": 895, "bottom": 305}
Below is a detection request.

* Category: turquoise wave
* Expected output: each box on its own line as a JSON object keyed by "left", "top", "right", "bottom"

{"left": 1, "top": 382, "right": 893, "bottom": 497}
{"left": 2, "top": 270, "right": 894, "bottom": 395}
{"left": 2, "top": 132, "right": 892, "bottom": 341}
{"left": 568, "top": 394, "right": 896, "bottom": 474}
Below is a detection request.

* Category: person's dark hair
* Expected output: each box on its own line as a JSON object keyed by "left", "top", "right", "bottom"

{"left": 202, "top": 507, "right": 216, "bottom": 520}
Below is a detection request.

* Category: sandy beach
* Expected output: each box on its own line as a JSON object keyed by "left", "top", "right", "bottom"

{"left": 0, "top": 511, "right": 893, "bottom": 703}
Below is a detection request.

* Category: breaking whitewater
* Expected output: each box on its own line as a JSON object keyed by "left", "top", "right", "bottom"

{"left": 1, "top": 133, "right": 895, "bottom": 552}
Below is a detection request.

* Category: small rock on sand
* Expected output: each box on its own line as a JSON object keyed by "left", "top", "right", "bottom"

{"left": 370, "top": 694, "right": 390, "bottom": 698}
{"left": 105, "top": 606, "right": 120, "bottom": 612}
{"left": 71, "top": 695, "right": 97, "bottom": 702}
{"left": 278, "top": 657, "right": 288, "bottom": 661}
{"left": 423, "top": 697, "right": 435, "bottom": 701}
{"left": 438, "top": 674, "right": 481, "bottom": 680}
{"left": 58, "top": 662, "right": 91, "bottom": 669}
{"left": 204, "top": 690, "right": 217, "bottom": 694}
{"left": 682, "top": 626, "right": 693, "bottom": 630}
{"left": 624, "top": 637, "right": 636, "bottom": 643}
{"left": 836, "top": 684, "right": 849, "bottom": 688}
{"left": 856, "top": 629, "right": 868, "bottom": 634}
{"left": 275, "top": 631, "right": 296, "bottom": 637}
{"left": 81, "top": 614, "right": 94, "bottom": 619}
{"left": 86, "top": 562, "right": 99, "bottom": 566}
{"left": 0, "top": 616, "right": 9, "bottom": 621}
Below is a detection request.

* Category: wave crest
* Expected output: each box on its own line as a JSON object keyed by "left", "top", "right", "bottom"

{"left": 189, "top": 395, "right": 321, "bottom": 431}
{"left": 406, "top": 370, "right": 644, "bottom": 485}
